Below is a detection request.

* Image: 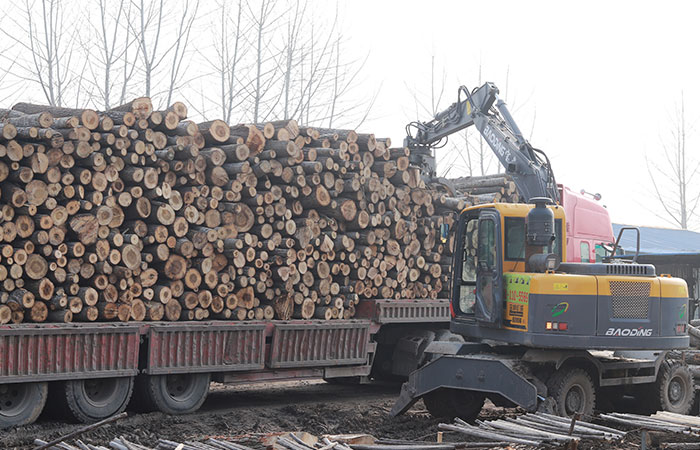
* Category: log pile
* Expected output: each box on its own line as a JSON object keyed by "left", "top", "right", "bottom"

{"left": 36, "top": 434, "right": 458, "bottom": 450}
{"left": 35, "top": 436, "right": 258, "bottom": 450}
{"left": 439, "top": 414, "right": 626, "bottom": 447}
{"left": 0, "top": 98, "right": 504, "bottom": 324}
{"left": 449, "top": 173, "right": 519, "bottom": 203}
{"left": 34, "top": 418, "right": 641, "bottom": 450}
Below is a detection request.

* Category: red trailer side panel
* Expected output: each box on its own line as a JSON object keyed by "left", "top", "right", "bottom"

{"left": 0, "top": 324, "right": 139, "bottom": 383}
{"left": 355, "top": 299, "right": 450, "bottom": 324}
{"left": 268, "top": 321, "right": 371, "bottom": 368}
{"left": 146, "top": 322, "right": 266, "bottom": 374}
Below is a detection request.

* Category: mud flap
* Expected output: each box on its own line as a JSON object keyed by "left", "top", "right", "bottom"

{"left": 390, "top": 355, "right": 539, "bottom": 416}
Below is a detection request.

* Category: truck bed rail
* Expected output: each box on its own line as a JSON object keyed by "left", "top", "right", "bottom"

{"left": 0, "top": 323, "right": 139, "bottom": 383}
{"left": 357, "top": 299, "right": 450, "bottom": 324}
{"left": 146, "top": 322, "right": 266, "bottom": 374}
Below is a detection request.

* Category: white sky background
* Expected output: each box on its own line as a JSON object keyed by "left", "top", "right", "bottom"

{"left": 337, "top": 0, "right": 700, "bottom": 230}
{"left": 0, "top": 0, "right": 698, "bottom": 230}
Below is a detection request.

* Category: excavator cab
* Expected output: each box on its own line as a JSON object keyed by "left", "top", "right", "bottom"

{"left": 452, "top": 201, "right": 565, "bottom": 328}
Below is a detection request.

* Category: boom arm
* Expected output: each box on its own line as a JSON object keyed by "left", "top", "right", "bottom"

{"left": 405, "top": 82, "right": 559, "bottom": 203}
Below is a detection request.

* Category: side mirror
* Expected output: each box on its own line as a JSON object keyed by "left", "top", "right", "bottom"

{"left": 608, "top": 227, "right": 641, "bottom": 263}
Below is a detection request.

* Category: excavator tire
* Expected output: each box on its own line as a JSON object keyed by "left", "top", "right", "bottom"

{"left": 546, "top": 367, "right": 596, "bottom": 418}
{"left": 422, "top": 388, "right": 485, "bottom": 422}
{"left": 655, "top": 361, "right": 694, "bottom": 415}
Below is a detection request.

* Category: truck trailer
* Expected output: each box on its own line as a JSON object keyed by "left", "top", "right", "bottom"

{"left": 0, "top": 299, "right": 451, "bottom": 428}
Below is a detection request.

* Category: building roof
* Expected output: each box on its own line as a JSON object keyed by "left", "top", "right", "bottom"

{"left": 612, "top": 223, "right": 700, "bottom": 256}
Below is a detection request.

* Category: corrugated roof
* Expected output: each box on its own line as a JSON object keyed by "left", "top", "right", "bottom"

{"left": 612, "top": 223, "right": 700, "bottom": 255}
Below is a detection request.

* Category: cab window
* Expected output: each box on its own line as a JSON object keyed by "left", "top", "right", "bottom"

{"left": 478, "top": 218, "right": 496, "bottom": 270}
{"left": 476, "top": 216, "right": 499, "bottom": 322}
{"left": 505, "top": 217, "right": 526, "bottom": 260}
{"left": 595, "top": 244, "right": 610, "bottom": 262}
{"left": 462, "top": 219, "right": 478, "bottom": 283}
{"left": 457, "top": 218, "right": 479, "bottom": 315}
{"left": 580, "top": 242, "right": 590, "bottom": 263}
{"left": 504, "top": 217, "right": 563, "bottom": 261}
{"left": 553, "top": 219, "right": 563, "bottom": 260}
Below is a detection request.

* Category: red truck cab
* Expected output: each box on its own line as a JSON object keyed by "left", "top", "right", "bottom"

{"left": 558, "top": 185, "right": 614, "bottom": 263}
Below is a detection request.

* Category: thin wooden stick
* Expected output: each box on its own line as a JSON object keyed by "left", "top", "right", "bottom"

{"left": 32, "top": 412, "right": 127, "bottom": 450}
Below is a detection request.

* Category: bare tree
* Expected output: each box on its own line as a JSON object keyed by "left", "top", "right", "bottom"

{"left": 246, "top": 0, "right": 283, "bottom": 123}
{"left": 4, "top": 0, "right": 79, "bottom": 106}
{"left": 408, "top": 54, "right": 446, "bottom": 119}
{"left": 440, "top": 64, "right": 531, "bottom": 178}
{"left": 205, "top": 0, "right": 250, "bottom": 123}
{"left": 327, "top": 38, "right": 374, "bottom": 129}
{"left": 406, "top": 55, "right": 496, "bottom": 178}
{"left": 647, "top": 92, "right": 700, "bottom": 229}
{"left": 328, "top": 37, "right": 340, "bottom": 127}
{"left": 0, "top": 0, "right": 376, "bottom": 129}
{"left": 129, "top": 0, "right": 199, "bottom": 106}
{"left": 294, "top": 13, "right": 340, "bottom": 125}
{"left": 297, "top": 16, "right": 338, "bottom": 125}
{"left": 467, "top": 61, "right": 496, "bottom": 176}
{"left": 165, "top": 0, "right": 199, "bottom": 106}
{"left": 132, "top": 0, "right": 162, "bottom": 97}
{"left": 82, "top": 0, "right": 137, "bottom": 109}
{"left": 280, "top": 0, "right": 306, "bottom": 120}
{"left": 267, "top": 1, "right": 372, "bottom": 128}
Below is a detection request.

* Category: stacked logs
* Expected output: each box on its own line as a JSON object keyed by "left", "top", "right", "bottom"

{"left": 450, "top": 174, "right": 519, "bottom": 203}
{"left": 0, "top": 98, "right": 491, "bottom": 324}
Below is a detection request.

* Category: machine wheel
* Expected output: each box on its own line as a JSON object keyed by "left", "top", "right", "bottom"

{"left": 140, "top": 373, "right": 210, "bottom": 415}
{"left": 547, "top": 368, "right": 596, "bottom": 418}
{"left": 422, "top": 388, "right": 485, "bottom": 422}
{"left": 657, "top": 362, "right": 694, "bottom": 415}
{"left": 62, "top": 377, "right": 134, "bottom": 423}
{"left": 0, "top": 382, "right": 48, "bottom": 429}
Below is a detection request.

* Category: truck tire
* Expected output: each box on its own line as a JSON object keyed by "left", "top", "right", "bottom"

{"left": 422, "top": 388, "right": 485, "bottom": 422}
{"left": 0, "top": 382, "right": 48, "bottom": 429}
{"left": 62, "top": 377, "right": 134, "bottom": 423}
{"left": 547, "top": 368, "right": 596, "bottom": 418}
{"left": 142, "top": 373, "right": 210, "bottom": 415}
{"left": 657, "top": 362, "right": 694, "bottom": 415}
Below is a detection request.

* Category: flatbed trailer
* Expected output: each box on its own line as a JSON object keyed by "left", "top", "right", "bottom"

{"left": 0, "top": 299, "right": 451, "bottom": 428}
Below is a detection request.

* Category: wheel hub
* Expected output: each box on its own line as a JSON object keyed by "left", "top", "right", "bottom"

{"left": 81, "top": 378, "right": 119, "bottom": 407}
{"left": 165, "top": 374, "right": 195, "bottom": 400}
{"left": 0, "top": 384, "right": 30, "bottom": 416}
{"left": 564, "top": 385, "right": 584, "bottom": 415}
{"left": 668, "top": 377, "right": 683, "bottom": 404}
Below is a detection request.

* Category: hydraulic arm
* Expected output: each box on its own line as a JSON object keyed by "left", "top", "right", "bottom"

{"left": 405, "top": 82, "right": 559, "bottom": 203}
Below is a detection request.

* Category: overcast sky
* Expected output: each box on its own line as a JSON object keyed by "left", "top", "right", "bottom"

{"left": 338, "top": 0, "right": 700, "bottom": 230}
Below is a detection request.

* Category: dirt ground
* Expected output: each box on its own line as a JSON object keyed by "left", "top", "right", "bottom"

{"left": 0, "top": 380, "right": 695, "bottom": 450}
